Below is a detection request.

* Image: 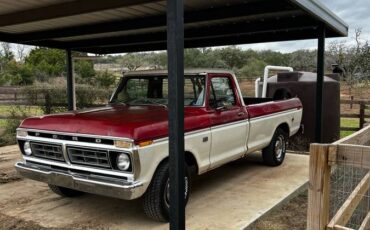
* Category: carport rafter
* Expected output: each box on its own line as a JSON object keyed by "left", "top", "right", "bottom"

{"left": 5, "top": 1, "right": 297, "bottom": 43}
{"left": 77, "top": 26, "right": 320, "bottom": 54}
{"left": 0, "top": 0, "right": 162, "bottom": 27}
{"left": 38, "top": 15, "right": 314, "bottom": 49}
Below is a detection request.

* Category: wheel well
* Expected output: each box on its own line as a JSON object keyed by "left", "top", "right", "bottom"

{"left": 157, "top": 151, "right": 199, "bottom": 174}
{"left": 277, "top": 123, "right": 290, "bottom": 136}
{"left": 185, "top": 151, "right": 198, "bottom": 174}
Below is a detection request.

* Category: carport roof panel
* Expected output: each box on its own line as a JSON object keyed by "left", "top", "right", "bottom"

{"left": 0, "top": 0, "right": 348, "bottom": 54}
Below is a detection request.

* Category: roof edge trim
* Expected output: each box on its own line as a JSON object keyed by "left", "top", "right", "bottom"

{"left": 291, "top": 0, "right": 348, "bottom": 36}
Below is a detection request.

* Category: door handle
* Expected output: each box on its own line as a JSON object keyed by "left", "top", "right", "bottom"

{"left": 237, "top": 112, "right": 245, "bottom": 116}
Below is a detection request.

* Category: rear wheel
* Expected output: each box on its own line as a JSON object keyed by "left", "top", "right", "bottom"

{"left": 48, "top": 184, "right": 84, "bottom": 197}
{"left": 262, "top": 128, "right": 288, "bottom": 166}
{"left": 143, "top": 161, "right": 190, "bottom": 222}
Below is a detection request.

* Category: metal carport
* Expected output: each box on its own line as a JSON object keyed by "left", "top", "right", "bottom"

{"left": 0, "top": 0, "right": 348, "bottom": 228}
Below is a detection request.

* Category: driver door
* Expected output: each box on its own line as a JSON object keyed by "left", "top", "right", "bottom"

{"left": 208, "top": 75, "right": 248, "bottom": 169}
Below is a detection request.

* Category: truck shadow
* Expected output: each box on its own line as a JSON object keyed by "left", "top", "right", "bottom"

{"left": 1, "top": 151, "right": 285, "bottom": 229}
{"left": 65, "top": 152, "right": 269, "bottom": 226}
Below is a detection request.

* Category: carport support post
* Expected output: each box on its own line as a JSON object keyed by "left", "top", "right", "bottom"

{"left": 167, "top": 0, "right": 185, "bottom": 229}
{"left": 315, "top": 24, "right": 326, "bottom": 143}
{"left": 66, "top": 49, "right": 76, "bottom": 111}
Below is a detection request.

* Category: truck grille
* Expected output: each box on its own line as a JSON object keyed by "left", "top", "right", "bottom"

{"left": 30, "top": 142, "right": 64, "bottom": 161}
{"left": 67, "top": 147, "right": 111, "bottom": 168}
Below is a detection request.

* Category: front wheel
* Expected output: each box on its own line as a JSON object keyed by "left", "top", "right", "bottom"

{"left": 262, "top": 128, "right": 288, "bottom": 166}
{"left": 143, "top": 162, "right": 190, "bottom": 222}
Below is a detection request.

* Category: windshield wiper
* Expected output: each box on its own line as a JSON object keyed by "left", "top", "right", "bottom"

{"left": 109, "top": 101, "right": 127, "bottom": 106}
{"left": 150, "top": 102, "right": 167, "bottom": 108}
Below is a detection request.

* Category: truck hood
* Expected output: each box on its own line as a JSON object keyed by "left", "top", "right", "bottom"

{"left": 20, "top": 104, "right": 210, "bottom": 142}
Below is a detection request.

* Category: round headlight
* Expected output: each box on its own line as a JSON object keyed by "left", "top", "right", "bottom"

{"left": 23, "top": 142, "right": 32, "bottom": 156}
{"left": 116, "top": 153, "right": 130, "bottom": 171}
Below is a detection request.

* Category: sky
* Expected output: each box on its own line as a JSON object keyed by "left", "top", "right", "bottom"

{"left": 240, "top": 0, "right": 370, "bottom": 53}
{"left": 6, "top": 0, "right": 370, "bottom": 57}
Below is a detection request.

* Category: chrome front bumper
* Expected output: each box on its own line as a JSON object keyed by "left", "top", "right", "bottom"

{"left": 15, "top": 161, "right": 145, "bottom": 200}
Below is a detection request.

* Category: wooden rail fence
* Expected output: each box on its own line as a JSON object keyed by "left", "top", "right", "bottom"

{"left": 307, "top": 125, "right": 370, "bottom": 230}
{"left": 341, "top": 99, "right": 370, "bottom": 132}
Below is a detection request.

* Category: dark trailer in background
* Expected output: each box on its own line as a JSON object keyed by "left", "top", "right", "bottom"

{"left": 0, "top": 0, "right": 348, "bottom": 229}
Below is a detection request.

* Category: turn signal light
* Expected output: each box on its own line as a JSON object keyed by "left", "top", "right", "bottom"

{"left": 138, "top": 140, "right": 153, "bottom": 147}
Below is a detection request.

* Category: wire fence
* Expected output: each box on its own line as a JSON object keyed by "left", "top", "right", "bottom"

{"left": 330, "top": 163, "right": 370, "bottom": 229}
{"left": 307, "top": 126, "right": 370, "bottom": 230}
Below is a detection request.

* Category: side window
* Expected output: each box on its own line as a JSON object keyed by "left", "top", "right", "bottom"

{"left": 209, "top": 77, "right": 236, "bottom": 108}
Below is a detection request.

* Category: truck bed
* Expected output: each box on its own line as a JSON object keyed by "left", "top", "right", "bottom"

{"left": 246, "top": 98, "right": 302, "bottom": 119}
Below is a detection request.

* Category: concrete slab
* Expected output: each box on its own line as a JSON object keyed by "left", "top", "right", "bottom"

{"left": 0, "top": 148, "right": 309, "bottom": 230}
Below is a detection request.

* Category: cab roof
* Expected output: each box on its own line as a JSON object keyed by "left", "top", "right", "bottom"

{"left": 123, "top": 69, "right": 235, "bottom": 77}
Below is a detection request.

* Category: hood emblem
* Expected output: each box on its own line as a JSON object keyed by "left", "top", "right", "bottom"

{"left": 95, "top": 139, "right": 102, "bottom": 143}
{"left": 52, "top": 134, "right": 58, "bottom": 139}
{"left": 72, "top": 136, "right": 78, "bottom": 141}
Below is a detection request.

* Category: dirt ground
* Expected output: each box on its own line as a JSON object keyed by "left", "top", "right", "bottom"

{"left": 0, "top": 146, "right": 308, "bottom": 230}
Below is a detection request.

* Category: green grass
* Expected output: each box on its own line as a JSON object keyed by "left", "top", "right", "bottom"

{"left": 0, "top": 105, "right": 43, "bottom": 129}
{"left": 0, "top": 119, "right": 6, "bottom": 129}
{"left": 340, "top": 118, "right": 359, "bottom": 138}
{"left": 0, "top": 105, "right": 43, "bottom": 116}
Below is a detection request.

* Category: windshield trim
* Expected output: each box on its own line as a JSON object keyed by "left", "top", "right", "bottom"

{"left": 109, "top": 74, "right": 207, "bottom": 108}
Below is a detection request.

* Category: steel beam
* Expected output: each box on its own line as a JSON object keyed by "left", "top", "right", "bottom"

{"left": 78, "top": 26, "right": 320, "bottom": 54}
{"left": 54, "top": 15, "right": 310, "bottom": 49}
{"left": 12, "top": 1, "right": 293, "bottom": 42}
{"left": 315, "top": 24, "right": 326, "bottom": 143}
{"left": 66, "top": 50, "right": 76, "bottom": 111}
{"left": 0, "top": 0, "right": 160, "bottom": 27}
{"left": 167, "top": 0, "right": 185, "bottom": 228}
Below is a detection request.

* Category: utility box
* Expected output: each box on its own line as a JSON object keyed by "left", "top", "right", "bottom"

{"left": 259, "top": 71, "right": 340, "bottom": 144}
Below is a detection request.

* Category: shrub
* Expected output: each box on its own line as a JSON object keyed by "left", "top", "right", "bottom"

{"left": 94, "top": 70, "right": 117, "bottom": 88}
{"left": 25, "top": 48, "right": 66, "bottom": 78}
{"left": 0, "top": 106, "right": 28, "bottom": 146}
{"left": 75, "top": 60, "right": 96, "bottom": 84}
{"left": 22, "top": 83, "right": 112, "bottom": 114}
{"left": 0, "top": 61, "right": 35, "bottom": 86}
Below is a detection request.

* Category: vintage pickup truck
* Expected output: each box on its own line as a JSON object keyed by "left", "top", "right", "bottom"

{"left": 15, "top": 69, "right": 302, "bottom": 221}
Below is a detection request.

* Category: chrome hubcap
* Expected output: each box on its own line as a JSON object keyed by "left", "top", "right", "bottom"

{"left": 164, "top": 177, "right": 188, "bottom": 208}
{"left": 274, "top": 135, "right": 285, "bottom": 160}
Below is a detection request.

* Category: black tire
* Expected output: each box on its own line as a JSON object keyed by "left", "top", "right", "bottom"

{"left": 48, "top": 184, "right": 84, "bottom": 197}
{"left": 143, "top": 161, "right": 190, "bottom": 222}
{"left": 262, "top": 128, "right": 288, "bottom": 166}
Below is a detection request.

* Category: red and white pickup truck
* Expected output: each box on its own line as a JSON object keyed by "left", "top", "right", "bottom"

{"left": 15, "top": 69, "right": 302, "bottom": 221}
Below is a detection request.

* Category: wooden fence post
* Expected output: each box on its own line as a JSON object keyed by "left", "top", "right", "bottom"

{"left": 360, "top": 102, "right": 365, "bottom": 129}
{"left": 307, "top": 144, "right": 331, "bottom": 230}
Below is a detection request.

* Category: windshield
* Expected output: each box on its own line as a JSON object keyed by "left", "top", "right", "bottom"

{"left": 110, "top": 75, "right": 206, "bottom": 107}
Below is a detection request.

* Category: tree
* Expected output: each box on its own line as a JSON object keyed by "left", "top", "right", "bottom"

{"left": 25, "top": 48, "right": 66, "bottom": 80}
{"left": 287, "top": 50, "right": 317, "bottom": 72}
{"left": 0, "top": 42, "right": 15, "bottom": 72}
{"left": 240, "top": 58, "right": 267, "bottom": 79}
{"left": 75, "top": 60, "right": 96, "bottom": 83}
{"left": 120, "top": 53, "right": 147, "bottom": 71}
{"left": 15, "top": 44, "right": 27, "bottom": 63}
{"left": 327, "top": 28, "right": 370, "bottom": 93}
{"left": 95, "top": 70, "right": 116, "bottom": 88}
{"left": 214, "top": 46, "right": 249, "bottom": 69}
